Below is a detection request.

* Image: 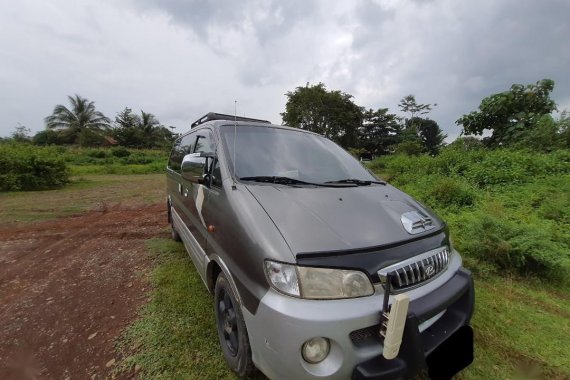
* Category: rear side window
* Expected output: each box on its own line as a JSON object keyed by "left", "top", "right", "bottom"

{"left": 168, "top": 133, "right": 195, "bottom": 172}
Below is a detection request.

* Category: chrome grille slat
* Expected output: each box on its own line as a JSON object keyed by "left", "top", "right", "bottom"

{"left": 378, "top": 247, "right": 451, "bottom": 292}
{"left": 407, "top": 265, "right": 414, "bottom": 283}
{"left": 396, "top": 271, "right": 403, "bottom": 287}
{"left": 415, "top": 262, "right": 422, "bottom": 281}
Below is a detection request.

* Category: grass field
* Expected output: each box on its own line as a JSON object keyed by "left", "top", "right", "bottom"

{"left": 0, "top": 174, "right": 165, "bottom": 223}
{"left": 3, "top": 171, "right": 568, "bottom": 379}
{"left": 116, "top": 237, "right": 570, "bottom": 380}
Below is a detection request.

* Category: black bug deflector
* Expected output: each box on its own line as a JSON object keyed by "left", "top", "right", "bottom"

{"left": 353, "top": 268, "right": 474, "bottom": 380}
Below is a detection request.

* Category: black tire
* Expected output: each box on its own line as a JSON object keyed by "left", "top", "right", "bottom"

{"left": 214, "top": 273, "right": 256, "bottom": 377}
{"left": 169, "top": 205, "right": 182, "bottom": 242}
{"left": 171, "top": 224, "right": 181, "bottom": 242}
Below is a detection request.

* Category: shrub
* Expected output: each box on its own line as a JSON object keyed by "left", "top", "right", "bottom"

{"left": 111, "top": 147, "right": 131, "bottom": 158}
{"left": 428, "top": 177, "right": 476, "bottom": 208}
{"left": 0, "top": 144, "right": 70, "bottom": 191}
{"left": 453, "top": 211, "right": 569, "bottom": 281}
{"left": 33, "top": 130, "right": 63, "bottom": 146}
{"left": 86, "top": 149, "right": 108, "bottom": 159}
{"left": 368, "top": 148, "right": 570, "bottom": 283}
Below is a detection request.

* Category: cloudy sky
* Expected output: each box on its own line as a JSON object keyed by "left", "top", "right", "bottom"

{"left": 1, "top": 0, "right": 569, "bottom": 140}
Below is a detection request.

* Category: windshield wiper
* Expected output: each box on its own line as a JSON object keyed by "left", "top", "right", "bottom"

{"left": 239, "top": 176, "right": 358, "bottom": 187}
{"left": 239, "top": 176, "right": 322, "bottom": 186}
{"left": 324, "top": 178, "right": 386, "bottom": 186}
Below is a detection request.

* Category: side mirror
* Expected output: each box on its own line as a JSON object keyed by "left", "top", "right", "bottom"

{"left": 181, "top": 152, "right": 216, "bottom": 184}
{"left": 181, "top": 153, "right": 206, "bottom": 183}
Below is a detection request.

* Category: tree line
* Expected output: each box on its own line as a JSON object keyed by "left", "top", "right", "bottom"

{"left": 281, "top": 79, "right": 569, "bottom": 156}
{"left": 6, "top": 95, "right": 175, "bottom": 149}
{"left": 4, "top": 79, "right": 569, "bottom": 154}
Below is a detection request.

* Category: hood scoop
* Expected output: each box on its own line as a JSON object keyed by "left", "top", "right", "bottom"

{"left": 401, "top": 211, "right": 436, "bottom": 235}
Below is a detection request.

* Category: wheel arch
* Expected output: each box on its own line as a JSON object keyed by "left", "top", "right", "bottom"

{"left": 207, "top": 255, "right": 243, "bottom": 306}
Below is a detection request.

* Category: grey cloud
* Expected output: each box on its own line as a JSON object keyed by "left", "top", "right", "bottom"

{"left": 135, "top": 0, "right": 316, "bottom": 46}
{"left": 346, "top": 0, "right": 570, "bottom": 137}
{"left": 0, "top": 0, "right": 568, "bottom": 139}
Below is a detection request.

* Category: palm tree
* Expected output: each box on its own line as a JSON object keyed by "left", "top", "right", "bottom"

{"left": 138, "top": 111, "right": 160, "bottom": 148}
{"left": 139, "top": 111, "right": 159, "bottom": 133}
{"left": 45, "top": 94, "right": 111, "bottom": 145}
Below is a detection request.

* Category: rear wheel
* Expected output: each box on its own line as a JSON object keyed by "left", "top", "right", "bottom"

{"left": 214, "top": 273, "right": 255, "bottom": 377}
{"left": 168, "top": 204, "right": 181, "bottom": 242}
{"left": 171, "top": 225, "right": 181, "bottom": 242}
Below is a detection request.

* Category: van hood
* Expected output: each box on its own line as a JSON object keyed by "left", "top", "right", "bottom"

{"left": 245, "top": 184, "right": 444, "bottom": 256}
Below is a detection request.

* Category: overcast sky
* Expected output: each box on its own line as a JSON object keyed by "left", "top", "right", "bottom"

{"left": 1, "top": 0, "right": 569, "bottom": 140}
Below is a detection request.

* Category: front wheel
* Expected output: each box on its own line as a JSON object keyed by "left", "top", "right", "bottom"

{"left": 214, "top": 273, "right": 256, "bottom": 377}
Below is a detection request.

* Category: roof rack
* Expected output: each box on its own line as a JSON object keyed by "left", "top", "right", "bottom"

{"left": 190, "top": 112, "right": 271, "bottom": 129}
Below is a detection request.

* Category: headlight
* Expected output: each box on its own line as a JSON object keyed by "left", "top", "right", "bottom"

{"left": 265, "top": 260, "right": 374, "bottom": 299}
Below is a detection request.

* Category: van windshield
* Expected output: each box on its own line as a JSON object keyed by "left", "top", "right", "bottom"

{"left": 220, "top": 125, "right": 377, "bottom": 185}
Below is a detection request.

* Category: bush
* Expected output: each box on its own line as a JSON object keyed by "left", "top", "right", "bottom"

{"left": 368, "top": 148, "right": 570, "bottom": 284}
{"left": 428, "top": 177, "right": 476, "bottom": 208}
{"left": 111, "top": 147, "right": 131, "bottom": 158}
{"left": 86, "top": 149, "right": 108, "bottom": 159}
{"left": 0, "top": 144, "right": 70, "bottom": 191}
{"left": 33, "top": 130, "right": 63, "bottom": 146}
{"left": 453, "top": 211, "right": 569, "bottom": 281}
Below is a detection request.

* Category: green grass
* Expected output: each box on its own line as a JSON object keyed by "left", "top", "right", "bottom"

{"left": 116, "top": 238, "right": 264, "bottom": 380}
{"left": 0, "top": 144, "right": 170, "bottom": 186}
{"left": 370, "top": 148, "right": 570, "bottom": 283}
{"left": 367, "top": 148, "right": 570, "bottom": 378}
{"left": 69, "top": 161, "right": 167, "bottom": 175}
{"left": 464, "top": 276, "right": 570, "bottom": 379}
{"left": 119, "top": 238, "right": 570, "bottom": 379}
{"left": 65, "top": 147, "right": 169, "bottom": 175}
{"left": 0, "top": 174, "right": 165, "bottom": 223}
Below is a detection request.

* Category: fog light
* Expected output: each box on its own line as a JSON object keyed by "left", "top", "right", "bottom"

{"left": 302, "top": 337, "right": 330, "bottom": 364}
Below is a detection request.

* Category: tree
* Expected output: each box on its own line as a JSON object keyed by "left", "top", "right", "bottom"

{"left": 456, "top": 79, "right": 557, "bottom": 147}
{"left": 11, "top": 123, "right": 32, "bottom": 143}
{"left": 112, "top": 108, "right": 173, "bottom": 149}
{"left": 45, "top": 94, "right": 111, "bottom": 146}
{"left": 359, "top": 108, "right": 402, "bottom": 155}
{"left": 281, "top": 83, "right": 362, "bottom": 149}
{"left": 113, "top": 107, "right": 144, "bottom": 147}
{"left": 449, "top": 136, "right": 483, "bottom": 151}
{"left": 412, "top": 118, "right": 447, "bottom": 155}
{"left": 139, "top": 111, "right": 160, "bottom": 148}
{"left": 398, "top": 95, "right": 436, "bottom": 132}
{"left": 393, "top": 124, "right": 423, "bottom": 156}
{"left": 33, "top": 129, "right": 62, "bottom": 146}
{"left": 558, "top": 111, "right": 570, "bottom": 149}
{"left": 115, "top": 107, "right": 139, "bottom": 129}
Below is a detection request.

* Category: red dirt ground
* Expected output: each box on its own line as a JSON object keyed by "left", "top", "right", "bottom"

{"left": 0, "top": 203, "right": 168, "bottom": 380}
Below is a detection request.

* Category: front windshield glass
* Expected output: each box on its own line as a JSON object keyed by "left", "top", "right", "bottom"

{"left": 220, "top": 125, "right": 376, "bottom": 184}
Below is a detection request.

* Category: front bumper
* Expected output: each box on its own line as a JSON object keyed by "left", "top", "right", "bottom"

{"left": 243, "top": 263, "right": 474, "bottom": 380}
{"left": 353, "top": 268, "right": 474, "bottom": 379}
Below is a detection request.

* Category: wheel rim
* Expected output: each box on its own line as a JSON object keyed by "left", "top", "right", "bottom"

{"left": 218, "top": 288, "right": 238, "bottom": 356}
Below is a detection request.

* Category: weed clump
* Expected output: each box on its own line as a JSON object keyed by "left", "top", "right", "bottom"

{"left": 0, "top": 144, "right": 70, "bottom": 191}
{"left": 369, "top": 147, "right": 570, "bottom": 283}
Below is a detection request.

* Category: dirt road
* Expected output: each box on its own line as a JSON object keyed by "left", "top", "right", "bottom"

{"left": 0, "top": 203, "right": 167, "bottom": 380}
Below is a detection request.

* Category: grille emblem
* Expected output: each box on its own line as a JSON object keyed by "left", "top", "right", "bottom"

{"left": 424, "top": 265, "right": 435, "bottom": 277}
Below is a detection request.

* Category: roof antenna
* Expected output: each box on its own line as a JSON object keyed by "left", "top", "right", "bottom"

{"left": 232, "top": 100, "right": 238, "bottom": 190}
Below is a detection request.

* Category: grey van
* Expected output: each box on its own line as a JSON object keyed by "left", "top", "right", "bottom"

{"left": 166, "top": 113, "right": 474, "bottom": 380}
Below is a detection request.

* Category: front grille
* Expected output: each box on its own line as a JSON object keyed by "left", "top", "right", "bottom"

{"left": 378, "top": 247, "right": 450, "bottom": 291}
